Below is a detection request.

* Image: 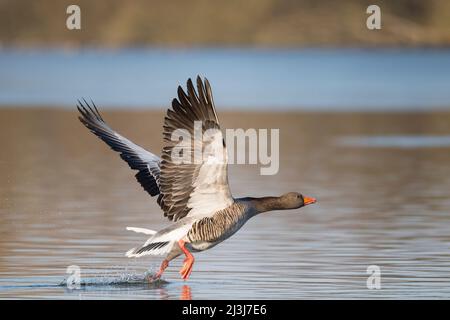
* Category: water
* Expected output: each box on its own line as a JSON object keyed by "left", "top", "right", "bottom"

{"left": 0, "top": 109, "right": 449, "bottom": 299}
{"left": 1, "top": 48, "right": 450, "bottom": 110}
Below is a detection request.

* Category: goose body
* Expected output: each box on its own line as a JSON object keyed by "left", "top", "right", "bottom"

{"left": 77, "top": 76, "right": 316, "bottom": 280}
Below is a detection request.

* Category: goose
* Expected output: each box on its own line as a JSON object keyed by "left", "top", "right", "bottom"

{"left": 77, "top": 76, "right": 316, "bottom": 281}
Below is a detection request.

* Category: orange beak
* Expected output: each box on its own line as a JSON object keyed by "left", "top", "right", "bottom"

{"left": 303, "top": 196, "right": 317, "bottom": 206}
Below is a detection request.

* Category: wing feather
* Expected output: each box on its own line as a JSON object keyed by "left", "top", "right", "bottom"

{"left": 158, "top": 76, "right": 233, "bottom": 221}
{"left": 77, "top": 100, "right": 161, "bottom": 197}
{"left": 77, "top": 77, "right": 233, "bottom": 222}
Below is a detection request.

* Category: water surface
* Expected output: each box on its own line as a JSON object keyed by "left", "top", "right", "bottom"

{"left": 0, "top": 109, "right": 449, "bottom": 299}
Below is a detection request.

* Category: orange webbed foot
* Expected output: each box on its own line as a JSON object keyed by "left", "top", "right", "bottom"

{"left": 178, "top": 240, "right": 195, "bottom": 280}
{"left": 150, "top": 259, "right": 169, "bottom": 282}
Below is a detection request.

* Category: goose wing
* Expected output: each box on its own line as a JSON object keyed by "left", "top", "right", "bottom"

{"left": 77, "top": 100, "right": 161, "bottom": 197}
{"left": 158, "top": 76, "right": 233, "bottom": 222}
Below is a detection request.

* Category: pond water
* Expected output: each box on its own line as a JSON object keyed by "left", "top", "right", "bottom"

{"left": 0, "top": 109, "right": 449, "bottom": 299}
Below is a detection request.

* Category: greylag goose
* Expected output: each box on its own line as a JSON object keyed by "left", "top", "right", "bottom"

{"left": 77, "top": 76, "right": 316, "bottom": 281}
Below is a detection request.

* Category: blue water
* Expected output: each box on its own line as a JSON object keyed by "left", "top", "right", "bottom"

{"left": 1, "top": 48, "right": 450, "bottom": 110}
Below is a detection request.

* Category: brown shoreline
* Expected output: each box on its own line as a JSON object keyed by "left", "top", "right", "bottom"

{"left": 2, "top": 1, "right": 450, "bottom": 48}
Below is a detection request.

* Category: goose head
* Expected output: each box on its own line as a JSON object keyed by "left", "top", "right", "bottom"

{"left": 279, "top": 192, "right": 316, "bottom": 209}
{"left": 251, "top": 192, "right": 316, "bottom": 213}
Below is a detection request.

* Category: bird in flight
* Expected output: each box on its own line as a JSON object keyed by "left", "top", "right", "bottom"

{"left": 77, "top": 76, "right": 316, "bottom": 281}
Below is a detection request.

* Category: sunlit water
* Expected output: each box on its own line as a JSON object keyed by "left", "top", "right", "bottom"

{"left": 0, "top": 109, "right": 450, "bottom": 299}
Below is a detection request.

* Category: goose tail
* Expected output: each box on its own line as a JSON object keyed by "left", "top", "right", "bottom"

{"left": 125, "top": 241, "right": 173, "bottom": 258}
{"left": 126, "top": 226, "right": 157, "bottom": 235}
{"left": 125, "top": 226, "right": 173, "bottom": 258}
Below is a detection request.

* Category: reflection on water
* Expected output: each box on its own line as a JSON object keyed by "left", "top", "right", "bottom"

{"left": 0, "top": 109, "right": 450, "bottom": 299}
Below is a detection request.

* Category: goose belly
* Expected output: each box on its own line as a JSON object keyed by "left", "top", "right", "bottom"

{"left": 188, "top": 240, "right": 220, "bottom": 252}
{"left": 188, "top": 226, "right": 240, "bottom": 252}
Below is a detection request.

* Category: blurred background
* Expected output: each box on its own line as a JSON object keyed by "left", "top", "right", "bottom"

{"left": 2, "top": 0, "right": 450, "bottom": 47}
{"left": 1, "top": 0, "right": 450, "bottom": 299}
{"left": 1, "top": 0, "right": 450, "bottom": 109}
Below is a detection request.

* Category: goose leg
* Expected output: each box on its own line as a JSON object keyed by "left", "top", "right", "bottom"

{"left": 178, "top": 240, "right": 195, "bottom": 280}
{"left": 152, "top": 259, "right": 169, "bottom": 280}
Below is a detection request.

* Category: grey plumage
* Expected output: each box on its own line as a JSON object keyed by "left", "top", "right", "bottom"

{"left": 187, "top": 202, "right": 248, "bottom": 243}
{"left": 77, "top": 99, "right": 161, "bottom": 197}
{"left": 76, "top": 76, "right": 316, "bottom": 280}
{"left": 77, "top": 77, "right": 231, "bottom": 222}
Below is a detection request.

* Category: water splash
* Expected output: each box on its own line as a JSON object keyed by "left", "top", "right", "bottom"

{"left": 59, "top": 267, "right": 168, "bottom": 288}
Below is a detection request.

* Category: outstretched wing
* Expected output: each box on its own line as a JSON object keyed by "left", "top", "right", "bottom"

{"left": 77, "top": 100, "right": 161, "bottom": 197}
{"left": 158, "top": 76, "right": 233, "bottom": 221}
